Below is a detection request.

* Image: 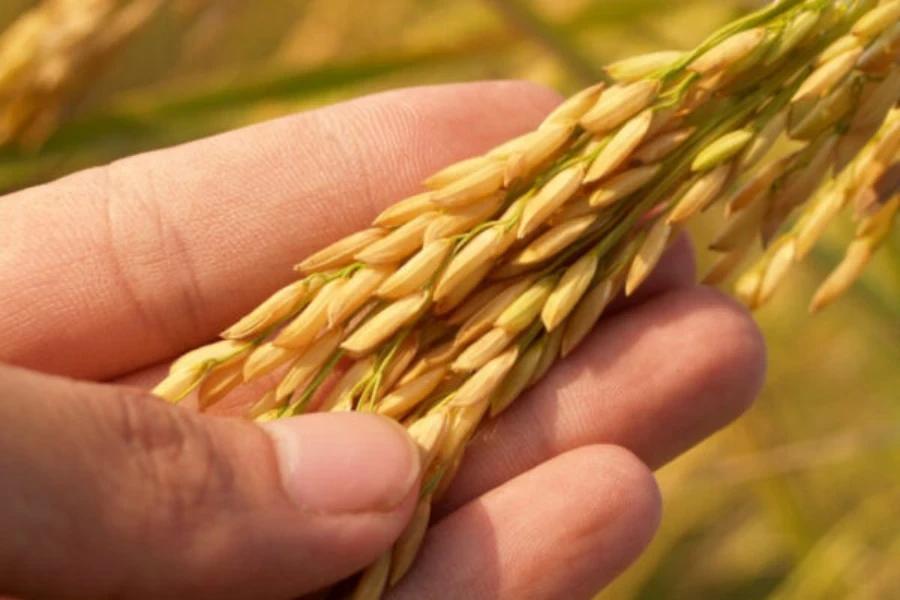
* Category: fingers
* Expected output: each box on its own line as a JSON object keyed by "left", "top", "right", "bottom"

{"left": 0, "top": 364, "right": 421, "bottom": 600}
{"left": 0, "top": 81, "right": 562, "bottom": 381}
{"left": 388, "top": 445, "right": 661, "bottom": 600}
{"left": 439, "top": 286, "right": 766, "bottom": 514}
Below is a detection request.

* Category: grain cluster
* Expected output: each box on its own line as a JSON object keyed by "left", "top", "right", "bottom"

{"left": 149, "top": 1, "right": 900, "bottom": 597}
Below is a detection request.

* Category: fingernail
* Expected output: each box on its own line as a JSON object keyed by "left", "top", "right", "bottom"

{"left": 262, "top": 413, "right": 421, "bottom": 514}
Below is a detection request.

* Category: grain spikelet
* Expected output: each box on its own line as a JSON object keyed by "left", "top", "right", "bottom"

{"left": 668, "top": 164, "right": 733, "bottom": 224}
{"left": 222, "top": 280, "right": 312, "bottom": 340}
{"left": 627, "top": 220, "right": 673, "bottom": 295}
{"left": 378, "top": 240, "right": 454, "bottom": 299}
{"left": 378, "top": 367, "right": 447, "bottom": 419}
{"left": 434, "top": 227, "right": 504, "bottom": 303}
{"left": 690, "top": 28, "right": 767, "bottom": 74}
{"left": 455, "top": 276, "right": 536, "bottom": 346}
{"left": 352, "top": 551, "right": 391, "bottom": 600}
{"left": 341, "top": 292, "right": 430, "bottom": 357}
{"left": 530, "top": 327, "right": 564, "bottom": 384}
{"left": 425, "top": 157, "right": 496, "bottom": 190}
{"left": 276, "top": 328, "right": 343, "bottom": 402}
{"left": 434, "top": 261, "right": 494, "bottom": 315}
{"left": 605, "top": 51, "right": 683, "bottom": 82}
{"left": 757, "top": 239, "right": 797, "bottom": 305}
{"left": 542, "top": 251, "right": 599, "bottom": 331}
{"left": 511, "top": 215, "right": 597, "bottom": 265}
{"left": 634, "top": 128, "right": 695, "bottom": 164}
{"left": 298, "top": 228, "right": 386, "bottom": 274}
{"left": 389, "top": 498, "right": 432, "bottom": 586}
{"left": 490, "top": 341, "right": 544, "bottom": 417}
{"left": 851, "top": 1, "right": 900, "bottom": 41}
{"left": 452, "top": 328, "right": 516, "bottom": 373}
{"left": 740, "top": 112, "right": 788, "bottom": 170}
{"left": 407, "top": 411, "right": 450, "bottom": 470}
{"left": 170, "top": 339, "right": 248, "bottom": 374}
{"left": 518, "top": 165, "right": 586, "bottom": 238}
{"left": 585, "top": 109, "right": 654, "bottom": 183}
{"left": 152, "top": 367, "right": 204, "bottom": 403}
{"left": 275, "top": 278, "right": 343, "bottom": 349}
{"left": 580, "top": 80, "right": 660, "bottom": 134}
{"left": 430, "top": 162, "right": 506, "bottom": 209}
{"left": 792, "top": 48, "right": 863, "bottom": 101}
{"left": 562, "top": 280, "right": 616, "bottom": 357}
{"left": 495, "top": 276, "right": 557, "bottom": 333}
{"left": 320, "top": 357, "right": 375, "bottom": 412}
{"left": 243, "top": 343, "right": 299, "bottom": 382}
{"left": 374, "top": 193, "right": 437, "bottom": 227}
{"left": 693, "top": 130, "right": 754, "bottom": 172}
{"left": 590, "top": 165, "right": 661, "bottom": 207}
{"left": 355, "top": 214, "right": 433, "bottom": 264}
{"left": 541, "top": 83, "right": 605, "bottom": 127}
{"left": 448, "top": 348, "right": 519, "bottom": 409}
{"left": 329, "top": 266, "right": 394, "bottom": 326}
{"left": 197, "top": 360, "right": 245, "bottom": 410}
{"left": 424, "top": 194, "right": 504, "bottom": 242}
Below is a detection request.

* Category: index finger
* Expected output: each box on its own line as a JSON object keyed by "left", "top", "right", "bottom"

{"left": 0, "top": 81, "right": 562, "bottom": 380}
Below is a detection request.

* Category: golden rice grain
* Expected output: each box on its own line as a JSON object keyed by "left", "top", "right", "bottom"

{"left": 448, "top": 348, "right": 518, "bottom": 409}
{"left": 518, "top": 164, "right": 586, "bottom": 238}
{"left": 275, "top": 278, "right": 343, "bottom": 349}
{"left": 627, "top": 220, "right": 673, "bottom": 295}
{"left": 378, "top": 239, "right": 455, "bottom": 299}
{"left": 298, "top": 228, "right": 387, "bottom": 274}
{"left": 329, "top": 266, "right": 394, "bottom": 326}
{"left": 562, "top": 280, "right": 616, "bottom": 357}
{"left": 389, "top": 497, "right": 432, "bottom": 586}
{"left": 341, "top": 292, "right": 430, "bottom": 357}
{"left": 452, "top": 327, "right": 516, "bottom": 373}
{"left": 585, "top": 109, "right": 654, "bottom": 183}
{"left": 580, "top": 80, "right": 660, "bottom": 134}
{"left": 377, "top": 366, "right": 447, "bottom": 419}
{"left": 352, "top": 551, "right": 391, "bottom": 600}
{"left": 355, "top": 214, "right": 434, "bottom": 264}
{"left": 490, "top": 340, "right": 544, "bottom": 417}
{"left": 690, "top": 28, "right": 767, "bottom": 74}
{"left": 541, "top": 251, "right": 599, "bottom": 332}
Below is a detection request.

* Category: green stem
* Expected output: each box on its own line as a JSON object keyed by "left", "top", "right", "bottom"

{"left": 282, "top": 350, "right": 345, "bottom": 417}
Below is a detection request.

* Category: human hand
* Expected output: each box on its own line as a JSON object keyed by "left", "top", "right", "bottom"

{"left": 0, "top": 82, "right": 766, "bottom": 599}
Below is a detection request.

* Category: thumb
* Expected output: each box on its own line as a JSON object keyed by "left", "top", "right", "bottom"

{"left": 0, "top": 364, "right": 421, "bottom": 600}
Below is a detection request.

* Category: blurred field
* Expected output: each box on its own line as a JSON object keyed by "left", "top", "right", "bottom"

{"left": 2, "top": 1, "right": 898, "bottom": 598}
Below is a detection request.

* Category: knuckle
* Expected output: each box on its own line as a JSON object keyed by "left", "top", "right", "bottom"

{"left": 92, "top": 162, "right": 210, "bottom": 345}
{"left": 100, "top": 389, "right": 236, "bottom": 533}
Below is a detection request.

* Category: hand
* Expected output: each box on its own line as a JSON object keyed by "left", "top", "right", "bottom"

{"left": 0, "top": 81, "right": 766, "bottom": 600}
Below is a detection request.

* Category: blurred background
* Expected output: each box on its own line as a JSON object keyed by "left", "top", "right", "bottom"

{"left": 1, "top": 1, "right": 898, "bottom": 598}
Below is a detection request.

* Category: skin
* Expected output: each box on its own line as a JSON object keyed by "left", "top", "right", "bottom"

{"left": 0, "top": 81, "right": 766, "bottom": 600}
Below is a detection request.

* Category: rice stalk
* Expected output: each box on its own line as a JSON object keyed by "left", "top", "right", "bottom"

{"left": 0, "top": 0, "right": 233, "bottom": 148}
{"left": 0, "top": 0, "right": 171, "bottom": 147}
{"left": 150, "top": 1, "right": 900, "bottom": 596}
